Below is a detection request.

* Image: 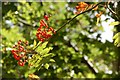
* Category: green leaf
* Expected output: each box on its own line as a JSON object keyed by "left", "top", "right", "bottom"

{"left": 41, "top": 47, "right": 53, "bottom": 56}
{"left": 113, "top": 32, "right": 120, "bottom": 47}
{"left": 44, "top": 63, "right": 49, "bottom": 69}
{"left": 33, "top": 40, "right": 37, "bottom": 47}
{"left": 41, "top": 42, "right": 48, "bottom": 49}
{"left": 109, "top": 21, "right": 120, "bottom": 26}
{"left": 50, "top": 59, "right": 55, "bottom": 62}
{"left": 113, "top": 32, "right": 120, "bottom": 39}
{"left": 42, "top": 53, "right": 53, "bottom": 58}
{"left": 117, "top": 43, "right": 120, "bottom": 47}
{"left": 37, "top": 41, "right": 42, "bottom": 46}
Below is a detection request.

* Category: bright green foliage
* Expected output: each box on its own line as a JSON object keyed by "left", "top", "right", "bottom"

{"left": 28, "top": 42, "right": 54, "bottom": 71}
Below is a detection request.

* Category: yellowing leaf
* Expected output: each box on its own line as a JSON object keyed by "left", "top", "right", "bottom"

{"left": 109, "top": 21, "right": 120, "bottom": 26}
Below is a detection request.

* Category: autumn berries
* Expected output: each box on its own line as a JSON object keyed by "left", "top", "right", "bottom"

{"left": 75, "top": 2, "right": 103, "bottom": 25}
{"left": 11, "top": 14, "right": 56, "bottom": 66}
{"left": 11, "top": 40, "right": 28, "bottom": 66}
{"left": 36, "top": 15, "right": 56, "bottom": 42}
{"left": 75, "top": 2, "right": 89, "bottom": 14}
{"left": 75, "top": 2, "right": 100, "bottom": 16}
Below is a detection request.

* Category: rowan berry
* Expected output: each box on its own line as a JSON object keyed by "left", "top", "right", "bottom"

{"left": 36, "top": 19, "right": 56, "bottom": 42}
{"left": 18, "top": 60, "right": 25, "bottom": 66}
{"left": 44, "top": 15, "right": 49, "bottom": 21}
{"left": 13, "top": 54, "right": 21, "bottom": 60}
{"left": 11, "top": 40, "right": 29, "bottom": 66}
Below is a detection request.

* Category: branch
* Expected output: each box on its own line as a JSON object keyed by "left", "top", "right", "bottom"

{"left": 34, "top": 2, "right": 102, "bottom": 50}
{"left": 106, "top": 5, "right": 120, "bottom": 21}
{"left": 56, "top": 2, "right": 102, "bottom": 33}
{"left": 17, "top": 14, "right": 36, "bottom": 27}
{"left": 47, "top": 2, "right": 102, "bottom": 45}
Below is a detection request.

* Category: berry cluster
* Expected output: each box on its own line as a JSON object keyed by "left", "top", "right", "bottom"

{"left": 75, "top": 2, "right": 88, "bottom": 14}
{"left": 11, "top": 40, "right": 29, "bottom": 66}
{"left": 75, "top": 2, "right": 103, "bottom": 19}
{"left": 36, "top": 19, "right": 56, "bottom": 42}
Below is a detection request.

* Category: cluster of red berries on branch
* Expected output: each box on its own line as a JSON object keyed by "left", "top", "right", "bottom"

{"left": 36, "top": 19, "right": 56, "bottom": 42}
{"left": 75, "top": 2, "right": 103, "bottom": 23}
{"left": 11, "top": 40, "right": 29, "bottom": 66}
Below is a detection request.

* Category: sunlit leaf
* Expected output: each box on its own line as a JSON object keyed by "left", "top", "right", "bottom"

{"left": 28, "top": 74, "right": 40, "bottom": 79}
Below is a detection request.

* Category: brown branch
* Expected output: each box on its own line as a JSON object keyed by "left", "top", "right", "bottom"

{"left": 106, "top": 5, "right": 120, "bottom": 21}
{"left": 47, "top": 2, "right": 102, "bottom": 45}
{"left": 56, "top": 2, "right": 102, "bottom": 33}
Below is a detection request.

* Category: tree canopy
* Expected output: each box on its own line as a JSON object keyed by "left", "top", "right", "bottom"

{"left": 1, "top": 1, "right": 120, "bottom": 79}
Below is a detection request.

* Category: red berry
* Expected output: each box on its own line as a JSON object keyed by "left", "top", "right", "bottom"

{"left": 49, "top": 27, "right": 54, "bottom": 31}
{"left": 13, "top": 54, "right": 21, "bottom": 60}
{"left": 11, "top": 50, "right": 17, "bottom": 55}
{"left": 44, "top": 15, "right": 49, "bottom": 21}
{"left": 18, "top": 61, "right": 25, "bottom": 66}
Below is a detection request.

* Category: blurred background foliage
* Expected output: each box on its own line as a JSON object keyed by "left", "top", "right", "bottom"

{"left": 1, "top": 1, "right": 120, "bottom": 79}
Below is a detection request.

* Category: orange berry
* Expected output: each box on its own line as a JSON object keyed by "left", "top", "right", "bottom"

{"left": 96, "top": 14, "right": 101, "bottom": 18}
{"left": 76, "top": 6, "right": 80, "bottom": 9}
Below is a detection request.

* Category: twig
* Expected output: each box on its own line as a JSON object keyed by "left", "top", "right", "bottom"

{"left": 106, "top": 5, "right": 119, "bottom": 21}
{"left": 34, "top": 2, "right": 102, "bottom": 50}
{"left": 56, "top": 2, "right": 102, "bottom": 33}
